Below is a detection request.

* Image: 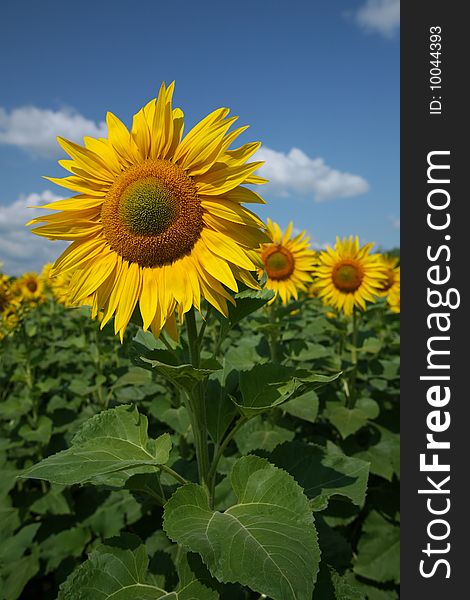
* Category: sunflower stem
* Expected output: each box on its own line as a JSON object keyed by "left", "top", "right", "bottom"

{"left": 185, "top": 307, "right": 210, "bottom": 494}
{"left": 268, "top": 302, "right": 280, "bottom": 363}
{"left": 158, "top": 464, "right": 189, "bottom": 486}
{"left": 348, "top": 308, "right": 359, "bottom": 409}
{"left": 207, "top": 416, "right": 248, "bottom": 483}
{"left": 186, "top": 307, "right": 200, "bottom": 368}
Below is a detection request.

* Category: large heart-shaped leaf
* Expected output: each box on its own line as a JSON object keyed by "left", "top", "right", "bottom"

{"left": 20, "top": 405, "right": 171, "bottom": 486}
{"left": 163, "top": 455, "right": 320, "bottom": 600}
{"left": 57, "top": 534, "right": 216, "bottom": 599}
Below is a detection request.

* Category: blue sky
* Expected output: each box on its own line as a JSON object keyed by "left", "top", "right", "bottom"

{"left": 0, "top": 0, "right": 399, "bottom": 275}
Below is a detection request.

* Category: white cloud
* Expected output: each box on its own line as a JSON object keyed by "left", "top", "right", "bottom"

{"left": 0, "top": 106, "right": 107, "bottom": 157}
{"left": 354, "top": 0, "right": 400, "bottom": 38}
{"left": 0, "top": 191, "right": 69, "bottom": 275}
{"left": 257, "top": 147, "right": 369, "bottom": 201}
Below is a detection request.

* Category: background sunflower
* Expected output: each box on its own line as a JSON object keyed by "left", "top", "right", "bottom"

{"left": 313, "top": 235, "right": 387, "bottom": 316}
{"left": 377, "top": 254, "right": 400, "bottom": 299}
{"left": 258, "top": 219, "right": 317, "bottom": 304}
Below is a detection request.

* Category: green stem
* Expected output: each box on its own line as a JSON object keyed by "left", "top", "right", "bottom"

{"left": 160, "top": 332, "right": 180, "bottom": 362}
{"left": 186, "top": 307, "right": 200, "bottom": 368}
{"left": 185, "top": 307, "right": 210, "bottom": 491}
{"left": 348, "top": 309, "right": 359, "bottom": 409}
{"left": 159, "top": 464, "right": 189, "bottom": 486}
{"left": 268, "top": 303, "right": 280, "bottom": 363}
{"left": 207, "top": 416, "right": 248, "bottom": 483}
{"left": 197, "top": 305, "right": 212, "bottom": 348}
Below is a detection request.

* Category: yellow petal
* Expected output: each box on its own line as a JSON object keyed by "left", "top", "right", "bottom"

{"left": 201, "top": 229, "right": 256, "bottom": 269}
{"left": 139, "top": 267, "right": 159, "bottom": 330}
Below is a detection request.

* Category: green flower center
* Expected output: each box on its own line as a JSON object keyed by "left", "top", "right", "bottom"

{"left": 332, "top": 263, "right": 363, "bottom": 292}
{"left": 266, "top": 251, "right": 289, "bottom": 272}
{"left": 101, "top": 159, "right": 203, "bottom": 268}
{"left": 262, "top": 245, "right": 295, "bottom": 280}
{"left": 119, "top": 178, "right": 179, "bottom": 235}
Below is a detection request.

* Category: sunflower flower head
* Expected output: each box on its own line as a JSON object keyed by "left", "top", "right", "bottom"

{"left": 388, "top": 286, "right": 401, "bottom": 313}
{"left": 12, "top": 272, "right": 46, "bottom": 306}
{"left": 1, "top": 274, "right": 21, "bottom": 340}
{"left": 258, "top": 219, "right": 317, "bottom": 305}
{"left": 313, "top": 235, "right": 387, "bottom": 316}
{"left": 28, "top": 82, "right": 268, "bottom": 340}
{"left": 376, "top": 254, "right": 400, "bottom": 298}
{"left": 42, "top": 262, "right": 74, "bottom": 306}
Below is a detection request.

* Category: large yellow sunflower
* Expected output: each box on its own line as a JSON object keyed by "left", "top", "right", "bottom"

{"left": 258, "top": 219, "right": 317, "bottom": 304}
{"left": 28, "top": 82, "right": 268, "bottom": 339}
{"left": 313, "top": 236, "right": 387, "bottom": 316}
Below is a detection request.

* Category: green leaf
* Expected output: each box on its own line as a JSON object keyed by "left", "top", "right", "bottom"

{"left": 235, "top": 364, "right": 339, "bottom": 418}
{"left": 57, "top": 534, "right": 173, "bottom": 599}
{"left": 0, "top": 523, "right": 40, "bottom": 564}
{"left": 20, "top": 405, "right": 171, "bottom": 486}
{"left": 29, "top": 485, "right": 71, "bottom": 515}
{"left": 164, "top": 455, "right": 320, "bottom": 600}
{"left": 227, "top": 289, "right": 275, "bottom": 326}
{"left": 351, "top": 577, "right": 398, "bottom": 600}
{"left": 283, "top": 390, "right": 319, "bottom": 423}
{"left": 354, "top": 511, "right": 400, "bottom": 584}
{"left": 269, "top": 441, "right": 370, "bottom": 510}
{"left": 112, "top": 366, "right": 152, "bottom": 388}
{"left": 175, "top": 551, "right": 219, "bottom": 600}
{"left": 140, "top": 358, "right": 220, "bottom": 396}
{"left": 235, "top": 364, "right": 301, "bottom": 417}
{"left": 288, "top": 342, "right": 331, "bottom": 361}
{"left": 41, "top": 527, "right": 92, "bottom": 573}
{"left": 150, "top": 397, "right": 191, "bottom": 435}
{"left": 234, "top": 416, "right": 294, "bottom": 453}
{"left": 0, "top": 395, "right": 33, "bottom": 420}
{"left": 325, "top": 398, "right": 380, "bottom": 438}
{"left": 354, "top": 426, "right": 400, "bottom": 481}
{"left": 83, "top": 490, "right": 142, "bottom": 538}
{"left": 360, "top": 337, "right": 382, "bottom": 353}
{"left": 313, "top": 565, "right": 366, "bottom": 600}
{"left": 222, "top": 341, "right": 267, "bottom": 383}
{"left": 316, "top": 516, "right": 352, "bottom": 571}
{"left": 0, "top": 546, "right": 40, "bottom": 600}
{"left": 205, "top": 378, "right": 237, "bottom": 444}
{"left": 18, "top": 415, "right": 53, "bottom": 444}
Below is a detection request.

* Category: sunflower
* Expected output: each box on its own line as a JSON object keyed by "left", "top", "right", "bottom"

{"left": 13, "top": 272, "right": 45, "bottom": 304}
{"left": 1, "top": 275, "right": 20, "bottom": 340}
{"left": 313, "top": 236, "right": 387, "bottom": 316}
{"left": 0, "top": 274, "right": 14, "bottom": 313}
{"left": 388, "top": 287, "right": 400, "bottom": 313}
{"left": 28, "top": 82, "right": 268, "bottom": 339}
{"left": 258, "top": 219, "right": 317, "bottom": 304}
{"left": 42, "top": 262, "right": 74, "bottom": 306}
{"left": 376, "top": 255, "right": 400, "bottom": 298}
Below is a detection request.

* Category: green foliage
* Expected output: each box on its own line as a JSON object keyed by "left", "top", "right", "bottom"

{"left": 20, "top": 405, "right": 172, "bottom": 486}
{"left": 0, "top": 294, "right": 399, "bottom": 599}
{"left": 164, "top": 456, "right": 320, "bottom": 600}
{"left": 354, "top": 511, "right": 400, "bottom": 584}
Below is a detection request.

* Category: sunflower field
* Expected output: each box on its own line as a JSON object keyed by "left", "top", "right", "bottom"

{"left": 0, "top": 85, "right": 400, "bottom": 600}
